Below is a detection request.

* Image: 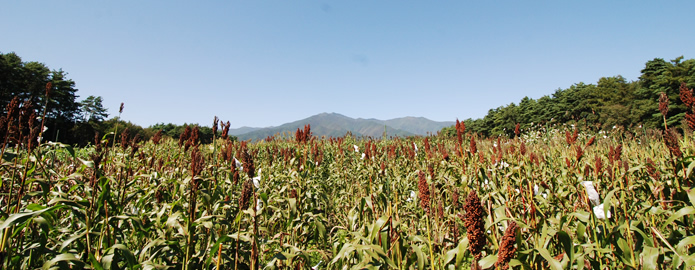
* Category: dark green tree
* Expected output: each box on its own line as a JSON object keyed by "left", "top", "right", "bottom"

{"left": 79, "top": 95, "right": 108, "bottom": 122}
{"left": 593, "top": 76, "right": 637, "bottom": 128}
{"left": 0, "top": 52, "right": 81, "bottom": 143}
{"left": 635, "top": 57, "right": 695, "bottom": 128}
{"left": 0, "top": 52, "right": 26, "bottom": 109}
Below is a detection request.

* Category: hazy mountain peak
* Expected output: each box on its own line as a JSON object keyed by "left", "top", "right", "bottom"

{"left": 233, "top": 113, "right": 454, "bottom": 140}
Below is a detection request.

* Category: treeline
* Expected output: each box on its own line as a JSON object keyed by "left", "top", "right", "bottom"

{"left": 92, "top": 118, "right": 230, "bottom": 146}
{"left": 1, "top": 51, "right": 84, "bottom": 144}
{"left": 0, "top": 51, "right": 234, "bottom": 146}
{"left": 443, "top": 56, "right": 695, "bottom": 137}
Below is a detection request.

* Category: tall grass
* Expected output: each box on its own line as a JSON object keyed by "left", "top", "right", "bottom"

{"left": 1, "top": 110, "right": 695, "bottom": 268}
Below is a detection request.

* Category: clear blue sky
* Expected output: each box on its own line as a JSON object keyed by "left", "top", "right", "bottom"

{"left": 2, "top": 1, "right": 694, "bottom": 128}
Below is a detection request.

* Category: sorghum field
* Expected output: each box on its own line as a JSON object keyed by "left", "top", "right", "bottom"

{"left": 2, "top": 116, "right": 695, "bottom": 269}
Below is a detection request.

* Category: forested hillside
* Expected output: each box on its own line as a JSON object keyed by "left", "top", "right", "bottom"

{"left": 443, "top": 56, "right": 695, "bottom": 137}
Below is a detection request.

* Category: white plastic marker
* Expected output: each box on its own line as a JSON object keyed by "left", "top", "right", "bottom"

{"left": 581, "top": 181, "right": 610, "bottom": 219}
{"left": 593, "top": 203, "right": 611, "bottom": 219}
{"left": 580, "top": 181, "right": 601, "bottom": 206}
{"left": 252, "top": 169, "right": 262, "bottom": 188}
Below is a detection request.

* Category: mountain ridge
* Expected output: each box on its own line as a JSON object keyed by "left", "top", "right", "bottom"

{"left": 233, "top": 113, "right": 454, "bottom": 141}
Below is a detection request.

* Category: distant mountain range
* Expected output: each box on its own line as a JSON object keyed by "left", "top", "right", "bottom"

{"left": 230, "top": 113, "right": 454, "bottom": 141}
